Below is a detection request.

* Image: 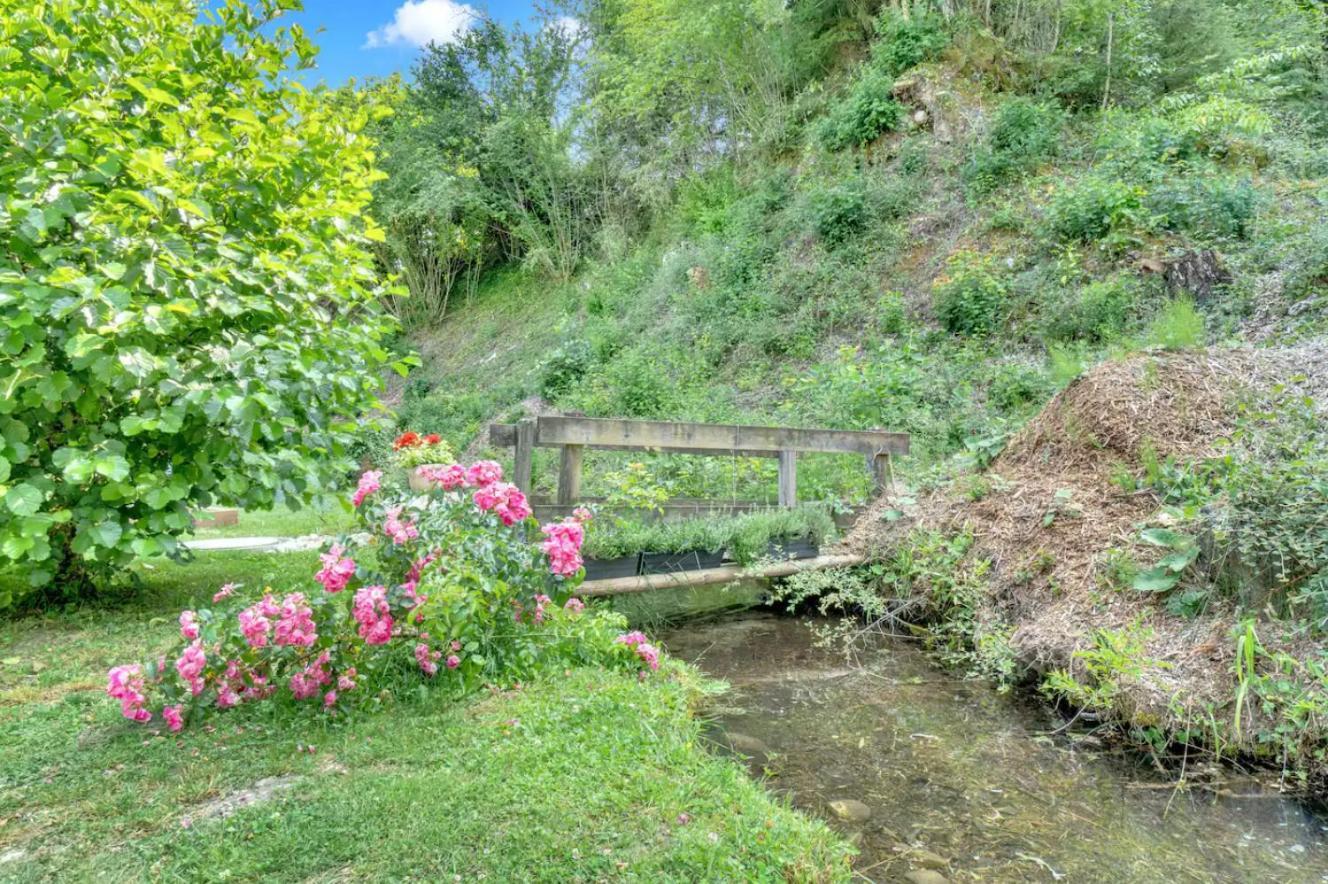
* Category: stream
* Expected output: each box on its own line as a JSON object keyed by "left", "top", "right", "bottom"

{"left": 659, "top": 613, "right": 1328, "bottom": 883}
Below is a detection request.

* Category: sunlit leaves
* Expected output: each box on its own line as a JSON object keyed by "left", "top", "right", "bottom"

{"left": 0, "top": 0, "right": 397, "bottom": 602}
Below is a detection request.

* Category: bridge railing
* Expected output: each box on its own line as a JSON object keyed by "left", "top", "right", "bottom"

{"left": 489, "top": 416, "right": 908, "bottom": 511}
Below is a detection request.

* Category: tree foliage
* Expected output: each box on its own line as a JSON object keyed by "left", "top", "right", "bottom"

{"left": 0, "top": 0, "right": 400, "bottom": 603}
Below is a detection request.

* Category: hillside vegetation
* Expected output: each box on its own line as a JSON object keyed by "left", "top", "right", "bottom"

{"left": 380, "top": 0, "right": 1326, "bottom": 504}
{"left": 373, "top": 0, "right": 1328, "bottom": 786}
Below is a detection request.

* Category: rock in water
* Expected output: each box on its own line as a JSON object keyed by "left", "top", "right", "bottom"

{"left": 723, "top": 732, "right": 770, "bottom": 756}
{"left": 827, "top": 799, "right": 873, "bottom": 822}
{"left": 904, "top": 871, "right": 949, "bottom": 884}
{"left": 910, "top": 848, "right": 950, "bottom": 870}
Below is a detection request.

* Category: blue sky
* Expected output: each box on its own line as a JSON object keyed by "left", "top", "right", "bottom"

{"left": 280, "top": 0, "right": 539, "bottom": 86}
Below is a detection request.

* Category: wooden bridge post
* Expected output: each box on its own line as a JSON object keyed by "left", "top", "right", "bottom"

{"left": 777, "top": 449, "right": 797, "bottom": 507}
{"left": 869, "top": 452, "right": 892, "bottom": 495}
{"left": 513, "top": 418, "right": 536, "bottom": 496}
{"left": 557, "top": 444, "right": 584, "bottom": 506}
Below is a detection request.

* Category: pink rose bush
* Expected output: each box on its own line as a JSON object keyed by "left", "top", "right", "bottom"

{"left": 106, "top": 460, "right": 664, "bottom": 731}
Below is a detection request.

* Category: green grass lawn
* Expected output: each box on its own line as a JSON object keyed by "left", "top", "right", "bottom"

{"left": 0, "top": 553, "right": 851, "bottom": 881}
{"left": 189, "top": 504, "right": 357, "bottom": 540}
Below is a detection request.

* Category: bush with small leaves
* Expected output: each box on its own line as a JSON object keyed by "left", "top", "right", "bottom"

{"left": 933, "top": 252, "right": 1008, "bottom": 336}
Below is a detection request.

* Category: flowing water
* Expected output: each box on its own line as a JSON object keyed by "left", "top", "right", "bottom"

{"left": 659, "top": 613, "right": 1328, "bottom": 883}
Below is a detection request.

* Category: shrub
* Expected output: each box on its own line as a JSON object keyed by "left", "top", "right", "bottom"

{"left": 104, "top": 461, "right": 659, "bottom": 730}
{"left": 1147, "top": 175, "right": 1258, "bottom": 241}
{"left": 877, "top": 291, "right": 908, "bottom": 335}
{"left": 872, "top": 11, "right": 949, "bottom": 78}
{"left": 540, "top": 340, "right": 596, "bottom": 400}
{"left": 988, "top": 363, "right": 1051, "bottom": 412}
{"left": 964, "top": 98, "right": 1065, "bottom": 196}
{"left": 818, "top": 69, "right": 906, "bottom": 151}
{"left": 807, "top": 183, "right": 869, "bottom": 245}
{"left": 933, "top": 252, "right": 1008, "bottom": 336}
{"left": 0, "top": 0, "right": 398, "bottom": 602}
{"left": 1045, "top": 178, "right": 1148, "bottom": 247}
{"left": 608, "top": 351, "right": 676, "bottom": 417}
{"left": 1143, "top": 298, "right": 1205, "bottom": 349}
{"left": 1044, "top": 278, "right": 1138, "bottom": 343}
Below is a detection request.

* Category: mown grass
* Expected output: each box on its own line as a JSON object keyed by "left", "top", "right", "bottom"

{"left": 189, "top": 504, "right": 356, "bottom": 540}
{"left": 0, "top": 553, "right": 850, "bottom": 882}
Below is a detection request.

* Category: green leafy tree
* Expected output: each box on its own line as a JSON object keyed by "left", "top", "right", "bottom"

{"left": 0, "top": 0, "right": 401, "bottom": 603}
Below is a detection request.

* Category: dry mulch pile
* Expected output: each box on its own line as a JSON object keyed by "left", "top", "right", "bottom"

{"left": 846, "top": 347, "right": 1323, "bottom": 730}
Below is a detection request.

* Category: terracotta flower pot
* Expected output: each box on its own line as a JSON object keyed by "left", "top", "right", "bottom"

{"left": 406, "top": 464, "right": 445, "bottom": 492}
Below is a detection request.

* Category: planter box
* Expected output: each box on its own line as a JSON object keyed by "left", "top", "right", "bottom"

{"left": 766, "top": 537, "right": 819, "bottom": 561}
{"left": 639, "top": 550, "right": 725, "bottom": 575}
{"left": 192, "top": 508, "right": 239, "bottom": 529}
{"left": 406, "top": 465, "right": 446, "bottom": 493}
{"left": 583, "top": 555, "right": 643, "bottom": 581}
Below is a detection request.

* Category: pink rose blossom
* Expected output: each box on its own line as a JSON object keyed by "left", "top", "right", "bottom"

{"left": 352, "top": 470, "right": 382, "bottom": 507}
{"left": 419, "top": 463, "right": 466, "bottom": 490}
{"left": 383, "top": 507, "right": 419, "bottom": 546}
{"left": 212, "top": 583, "right": 237, "bottom": 603}
{"left": 415, "top": 642, "right": 441, "bottom": 677}
{"left": 163, "top": 704, "right": 184, "bottom": 732}
{"left": 175, "top": 642, "right": 207, "bottom": 696}
{"left": 572, "top": 506, "right": 593, "bottom": 523}
{"left": 337, "top": 667, "right": 358, "bottom": 692}
{"left": 464, "top": 460, "right": 503, "bottom": 488}
{"left": 323, "top": 690, "right": 338, "bottom": 709}
{"left": 564, "top": 597, "right": 585, "bottom": 614}
{"left": 315, "top": 544, "right": 356, "bottom": 593}
{"left": 178, "top": 610, "right": 200, "bottom": 641}
{"left": 273, "top": 593, "right": 317, "bottom": 647}
{"left": 446, "top": 654, "right": 461, "bottom": 670}
{"left": 290, "top": 652, "right": 332, "bottom": 700}
{"left": 239, "top": 604, "right": 272, "bottom": 648}
{"left": 353, "top": 585, "right": 394, "bottom": 645}
{"left": 615, "top": 632, "right": 660, "bottom": 671}
{"left": 494, "top": 483, "right": 528, "bottom": 522}
{"left": 616, "top": 631, "right": 648, "bottom": 648}
{"left": 106, "top": 664, "right": 152, "bottom": 723}
{"left": 541, "top": 518, "right": 585, "bottom": 577}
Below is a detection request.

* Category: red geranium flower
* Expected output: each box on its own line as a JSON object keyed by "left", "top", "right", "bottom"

{"left": 393, "top": 431, "right": 421, "bottom": 451}
{"left": 423, "top": 433, "right": 441, "bottom": 445}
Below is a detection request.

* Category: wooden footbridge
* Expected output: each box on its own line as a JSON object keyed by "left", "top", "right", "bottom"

{"left": 488, "top": 416, "right": 908, "bottom": 595}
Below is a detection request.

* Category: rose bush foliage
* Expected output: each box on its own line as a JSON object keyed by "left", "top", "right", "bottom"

{"left": 0, "top": 0, "right": 404, "bottom": 604}
{"left": 107, "top": 460, "right": 660, "bottom": 730}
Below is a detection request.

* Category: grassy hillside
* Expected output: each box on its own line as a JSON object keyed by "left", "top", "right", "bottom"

{"left": 396, "top": 48, "right": 1326, "bottom": 507}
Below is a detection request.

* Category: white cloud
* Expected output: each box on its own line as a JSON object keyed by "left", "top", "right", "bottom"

{"left": 364, "top": 0, "right": 478, "bottom": 50}
{"left": 549, "top": 16, "right": 583, "bottom": 39}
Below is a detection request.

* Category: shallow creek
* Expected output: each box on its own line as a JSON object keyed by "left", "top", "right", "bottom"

{"left": 659, "top": 613, "right": 1328, "bottom": 883}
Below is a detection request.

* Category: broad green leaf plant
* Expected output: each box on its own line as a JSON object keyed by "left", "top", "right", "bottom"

{"left": 0, "top": 0, "right": 403, "bottom": 603}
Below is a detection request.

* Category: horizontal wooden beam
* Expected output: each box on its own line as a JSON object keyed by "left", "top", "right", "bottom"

{"left": 533, "top": 416, "right": 909, "bottom": 457}
{"left": 578, "top": 554, "right": 865, "bottom": 597}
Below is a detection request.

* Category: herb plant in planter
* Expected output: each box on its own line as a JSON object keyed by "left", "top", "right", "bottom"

{"left": 393, "top": 432, "right": 457, "bottom": 491}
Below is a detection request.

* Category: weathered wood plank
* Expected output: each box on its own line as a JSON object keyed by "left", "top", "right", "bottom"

{"left": 556, "top": 444, "right": 584, "bottom": 506}
{"left": 534, "top": 416, "right": 909, "bottom": 456}
{"left": 513, "top": 418, "right": 535, "bottom": 495}
{"left": 578, "top": 554, "right": 866, "bottom": 597}
{"left": 777, "top": 450, "right": 797, "bottom": 507}
{"left": 490, "top": 423, "right": 517, "bottom": 447}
